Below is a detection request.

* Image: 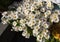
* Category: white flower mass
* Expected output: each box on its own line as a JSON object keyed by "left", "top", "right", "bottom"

{"left": 1, "top": 0, "right": 60, "bottom": 42}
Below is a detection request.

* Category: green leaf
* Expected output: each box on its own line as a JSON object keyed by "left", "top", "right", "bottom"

{"left": 26, "top": 25, "right": 33, "bottom": 36}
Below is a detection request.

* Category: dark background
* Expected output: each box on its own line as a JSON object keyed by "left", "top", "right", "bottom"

{"left": 0, "top": 25, "right": 36, "bottom": 42}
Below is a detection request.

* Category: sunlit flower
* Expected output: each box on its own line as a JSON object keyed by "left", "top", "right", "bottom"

{"left": 20, "top": 19, "right": 26, "bottom": 24}
{"left": 37, "top": 34, "right": 43, "bottom": 42}
{"left": 22, "top": 30, "right": 30, "bottom": 38}
{"left": 40, "top": 7, "right": 46, "bottom": 12}
{"left": 33, "top": 29, "right": 39, "bottom": 37}
{"left": 31, "top": 6, "right": 35, "bottom": 11}
{"left": 50, "top": 14, "right": 59, "bottom": 23}
{"left": 12, "top": 21, "right": 17, "bottom": 26}
{"left": 34, "top": 25, "right": 40, "bottom": 30}
{"left": 47, "top": 1, "right": 52, "bottom": 9}
{"left": 28, "top": 14, "right": 36, "bottom": 19}
{"left": 42, "top": 29, "right": 50, "bottom": 39}
{"left": 17, "top": 6, "right": 22, "bottom": 12}
{"left": 27, "top": 20, "right": 36, "bottom": 27}
{"left": 44, "top": 10, "right": 51, "bottom": 18}
{"left": 42, "top": 22, "right": 49, "bottom": 28}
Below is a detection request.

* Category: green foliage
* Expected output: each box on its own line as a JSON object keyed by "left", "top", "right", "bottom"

{"left": 45, "top": 34, "right": 60, "bottom": 42}
{"left": 26, "top": 25, "right": 33, "bottom": 36}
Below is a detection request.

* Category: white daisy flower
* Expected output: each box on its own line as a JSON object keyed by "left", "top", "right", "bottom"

{"left": 24, "top": 9, "right": 29, "bottom": 15}
{"left": 50, "top": 14, "right": 59, "bottom": 23}
{"left": 25, "top": 33, "right": 30, "bottom": 38}
{"left": 1, "top": 17, "right": 8, "bottom": 24}
{"left": 40, "top": 7, "right": 46, "bottom": 12}
{"left": 12, "top": 21, "right": 17, "bottom": 26}
{"left": 31, "top": 6, "right": 35, "bottom": 11}
{"left": 10, "top": 11, "right": 18, "bottom": 20}
{"left": 33, "top": 29, "right": 39, "bottom": 37}
{"left": 12, "top": 26, "right": 18, "bottom": 31}
{"left": 42, "top": 22, "right": 49, "bottom": 28}
{"left": 22, "top": 30, "right": 30, "bottom": 38}
{"left": 2, "top": 11, "right": 7, "bottom": 16}
{"left": 17, "top": 6, "right": 22, "bottom": 12}
{"left": 42, "top": 29, "right": 50, "bottom": 39}
{"left": 35, "top": 10, "right": 40, "bottom": 15}
{"left": 20, "top": 19, "right": 26, "bottom": 24}
{"left": 54, "top": 10, "right": 60, "bottom": 15}
{"left": 37, "top": 1, "right": 43, "bottom": 7}
{"left": 44, "top": 10, "right": 51, "bottom": 18}
{"left": 18, "top": 26, "right": 23, "bottom": 31}
{"left": 37, "top": 34, "right": 43, "bottom": 42}
{"left": 22, "top": 30, "right": 27, "bottom": 36}
{"left": 2, "top": 21, "right": 7, "bottom": 24}
{"left": 47, "top": 1, "right": 53, "bottom": 9}
{"left": 27, "top": 20, "right": 36, "bottom": 27}
{"left": 44, "top": 34, "right": 50, "bottom": 39}
{"left": 28, "top": 14, "right": 36, "bottom": 19}
{"left": 34, "top": 25, "right": 40, "bottom": 30}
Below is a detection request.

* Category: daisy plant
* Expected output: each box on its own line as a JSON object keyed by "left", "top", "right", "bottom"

{"left": 1, "top": 0, "right": 60, "bottom": 42}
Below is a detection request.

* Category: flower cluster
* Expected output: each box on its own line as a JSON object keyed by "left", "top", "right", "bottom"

{"left": 1, "top": 0, "right": 60, "bottom": 42}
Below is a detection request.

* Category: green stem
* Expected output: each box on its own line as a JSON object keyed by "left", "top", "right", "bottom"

{"left": 51, "top": 37, "right": 55, "bottom": 42}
